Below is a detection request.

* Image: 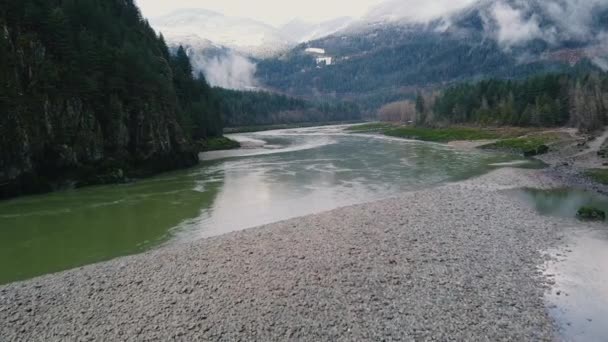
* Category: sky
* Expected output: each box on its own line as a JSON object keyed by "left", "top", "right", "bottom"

{"left": 136, "top": 0, "right": 387, "bottom": 26}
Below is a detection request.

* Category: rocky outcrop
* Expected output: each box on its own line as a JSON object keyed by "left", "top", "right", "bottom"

{"left": 0, "top": 21, "right": 198, "bottom": 199}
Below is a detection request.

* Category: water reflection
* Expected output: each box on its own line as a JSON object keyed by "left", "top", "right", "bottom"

{"left": 515, "top": 188, "right": 608, "bottom": 340}
{"left": 516, "top": 188, "right": 608, "bottom": 219}
{"left": 545, "top": 230, "right": 608, "bottom": 341}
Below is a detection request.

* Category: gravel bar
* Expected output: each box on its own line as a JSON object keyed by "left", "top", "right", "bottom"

{"left": 0, "top": 168, "right": 566, "bottom": 341}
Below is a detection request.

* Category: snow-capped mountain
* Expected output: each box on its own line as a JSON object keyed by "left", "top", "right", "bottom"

{"left": 256, "top": 0, "right": 608, "bottom": 102}
{"left": 280, "top": 17, "right": 355, "bottom": 43}
{"left": 364, "top": 0, "right": 477, "bottom": 24}
{"left": 151, "top": 9, "right": 292, "bottom": 58}
{"left": 151, "top": 0, "right": 608, "bottom": 94}
{"left": 151, "top": 9, "right": 361, "bottom": 58}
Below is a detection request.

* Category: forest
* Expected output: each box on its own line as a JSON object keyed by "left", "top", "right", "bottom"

{"left": 255, "top": 27, "right": 582, "bottom": 108}
{"left": 0, "top": 0, "right": 365, "bottom": 198}
{"left": 379, "top": 73, "right": 608, "bottom": 132}
{"left": 216, "top": 88, "right": 362, "bottom": 127}
{"left": 0, "top": 0, "right": 222, "bottom": 198}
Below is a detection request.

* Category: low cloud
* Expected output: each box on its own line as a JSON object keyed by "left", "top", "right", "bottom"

{"left": 490, "top": 2, "right": 545, "bottom": 47}
{"left": 590, "top": 32, "right": 608, "bottom": 71}
{"left": 486, "top": 0, "right": 607, "bottom": 47}
{"left": 365, "top": 0, "right": 477, "bottom": 23}
{"left": 189, "top": 50, "right": 258, "bottom": 90}
{"left": 481, "top": 0, "right": 608, "bottom": 70}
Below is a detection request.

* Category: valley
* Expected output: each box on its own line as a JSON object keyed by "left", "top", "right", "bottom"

{"left": 1, "top": 0, "right": 608, "bottom": 340}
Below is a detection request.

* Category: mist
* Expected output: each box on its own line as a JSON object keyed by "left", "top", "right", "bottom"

{"left": 485, "top": 0, "right": 608, "bottom": 47}
{"left": 189, "top": 51, "right": 259, "bottom": 90}
{"left": 365, "top": 0, "right": 477, "bottom": 22}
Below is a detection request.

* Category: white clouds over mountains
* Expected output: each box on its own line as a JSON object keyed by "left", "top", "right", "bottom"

{"left": 482, "top": 0, "right": 608, "bottom": 48}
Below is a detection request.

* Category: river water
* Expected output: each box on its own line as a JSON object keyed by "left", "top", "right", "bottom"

{"left": 0, "top": 125, "right": 540, "bottom": 284}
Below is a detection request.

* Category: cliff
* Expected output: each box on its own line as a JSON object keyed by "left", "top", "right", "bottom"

{"left": 0, "top": 1, "right": 222, "bottom": 199}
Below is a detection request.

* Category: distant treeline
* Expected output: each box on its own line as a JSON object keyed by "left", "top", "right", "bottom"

{"left": 379, "top": 73, "right": 608, "bottom": 131}
{"left": 215, "top": 88, "right": 362, "bottom": 127}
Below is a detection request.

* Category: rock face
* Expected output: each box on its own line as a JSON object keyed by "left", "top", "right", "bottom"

{"left": 0, "top": 40, "right": 197, "bottom": 198}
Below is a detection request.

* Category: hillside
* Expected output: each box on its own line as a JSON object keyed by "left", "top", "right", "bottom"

{"left": 0, "top": 0, "right": 222, "bottom": 198}
{"left": 256, "top": 0, "right": 608, "bottom": 108}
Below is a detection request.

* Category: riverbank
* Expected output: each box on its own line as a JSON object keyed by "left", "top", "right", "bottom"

{"left": 0, "top": 167, "right": 573, "bottom": 340}
{"left": 349, "top": 123, "right": 608, "bottom": 193}
{"left": 0, "top": 134, "right": 244, "bottom": 201}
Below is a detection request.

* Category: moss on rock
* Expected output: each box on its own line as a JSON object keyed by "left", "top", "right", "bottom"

{"left": 576, "top": 207, "right": 606, "bottom": 221}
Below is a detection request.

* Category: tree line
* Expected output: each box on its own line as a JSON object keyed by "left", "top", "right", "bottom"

{"left": 379, "top": 73, "right": 608, "bottom": 132}
{"left": 216, "top": 88, "right": 362, "bottom": 127}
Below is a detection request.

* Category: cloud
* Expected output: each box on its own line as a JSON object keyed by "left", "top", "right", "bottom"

{"left": 590, "top": 31, "right": 608, "bottom": 71}
{"left": 486, "top": 0, "right": 608, "bottom": 47}
{"left": 482, "top": 0, "right": 608, "bottom": 69}
{"left": 489, "top": 2, "right": 545, "bottom": 47}
{"left": 189, "top": 51, "right": 259, "bottom": 90}
{"left": 541, "top": 0, "right": 606, "bottom": 42}
{"left": 365, "top": 0, "right": 477, "bottom": 23}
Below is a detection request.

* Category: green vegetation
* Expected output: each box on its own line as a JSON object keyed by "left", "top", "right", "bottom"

{"left": 481, "top": 135, "right": 557, "bottom": 156}
{"left": 347, "top": 122, "right": 561, "bottom": 158}
{"left": 256, "top": 27, "right": 584, "bottom": 108}
{"left": 0, "top": 0, "right": 223, "bottom": 198}
{"left": 431, "top": 73, "right": 608, "bottom": 131}
{"left": 347, "top": 123, "right": 543, "bottom": 146}
{"left": 576, "top": 206, "right": 606, "bottom": 221}
{"left": 216, "top": 88, "right": 361, "bottom": 127}
{"left": 383, "top": 127, "right": 502, "bottom": 142}
{"left": 585, "top": 169, "right": 608, "bottom": 185}
{"left": 197, "top": 137, "right": 241, "bottom": 152}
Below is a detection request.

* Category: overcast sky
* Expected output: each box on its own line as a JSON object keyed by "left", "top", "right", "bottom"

{"left": 136, "top": 0, "right": 389, "bottom": 26}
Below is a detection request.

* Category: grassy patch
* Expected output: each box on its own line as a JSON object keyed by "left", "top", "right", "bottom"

{"left": 382, "top": 127, "right": 502, "bottom": 143}
{"left": 481, "top": 134, "right": 559, "bottom": 156}
{"left": 347, "top": 123, "right": 542, "bottom": 144}
{"left": 197, "top": 137, "right": 241, "bottom": 152}
{"left": 577, "top": 206, "right": 606, "bottom": 221}
{"left": 585, "top": 169, "right": 608, "bottom": 185}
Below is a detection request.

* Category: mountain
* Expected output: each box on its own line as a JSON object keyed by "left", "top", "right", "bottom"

{"left": 151, "top": 9, "right": 292, "bottom": 58}
{"left": 150, "top": 10, "right": 361, "bottom": 90}
{"left": 0, "top": 0, "right": 222, "bottom": 199}
{"left": 363, "top": 0, "right": 476, "bottom": 24}
{"left": 255, "top": 0, "right": 608, "bottom": 109}
{"left": 280, "top": 17, "right": 355, "bottom": 43}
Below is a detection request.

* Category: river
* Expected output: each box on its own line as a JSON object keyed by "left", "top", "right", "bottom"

{"left": 0, "top": 125, "right": 541, "bottom": 284}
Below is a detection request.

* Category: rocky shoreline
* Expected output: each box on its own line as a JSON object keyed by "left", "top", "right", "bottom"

{"left": 0, "top": 167, "right": 579, "bottom": 341}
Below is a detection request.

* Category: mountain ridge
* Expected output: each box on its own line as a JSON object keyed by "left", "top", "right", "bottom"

{"left": 254, "top": 0, "right": 608, "bottom": 107}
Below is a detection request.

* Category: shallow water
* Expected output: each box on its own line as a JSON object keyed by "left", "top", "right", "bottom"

{"left": 0, "top": 125, "right": 540, "bottom": 284}
{"left": 516, "top": 188, "right": 608, "bottom": 219}
{"left": 516, "top": 188, "right": 608, "bottom": 340}
{"left": 545, "top": 229, "right": 608, "bottom": 341}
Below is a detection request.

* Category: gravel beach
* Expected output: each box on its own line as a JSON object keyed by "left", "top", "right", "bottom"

{"left": 0, "top": 168, "right": 570, "bottom": 341}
